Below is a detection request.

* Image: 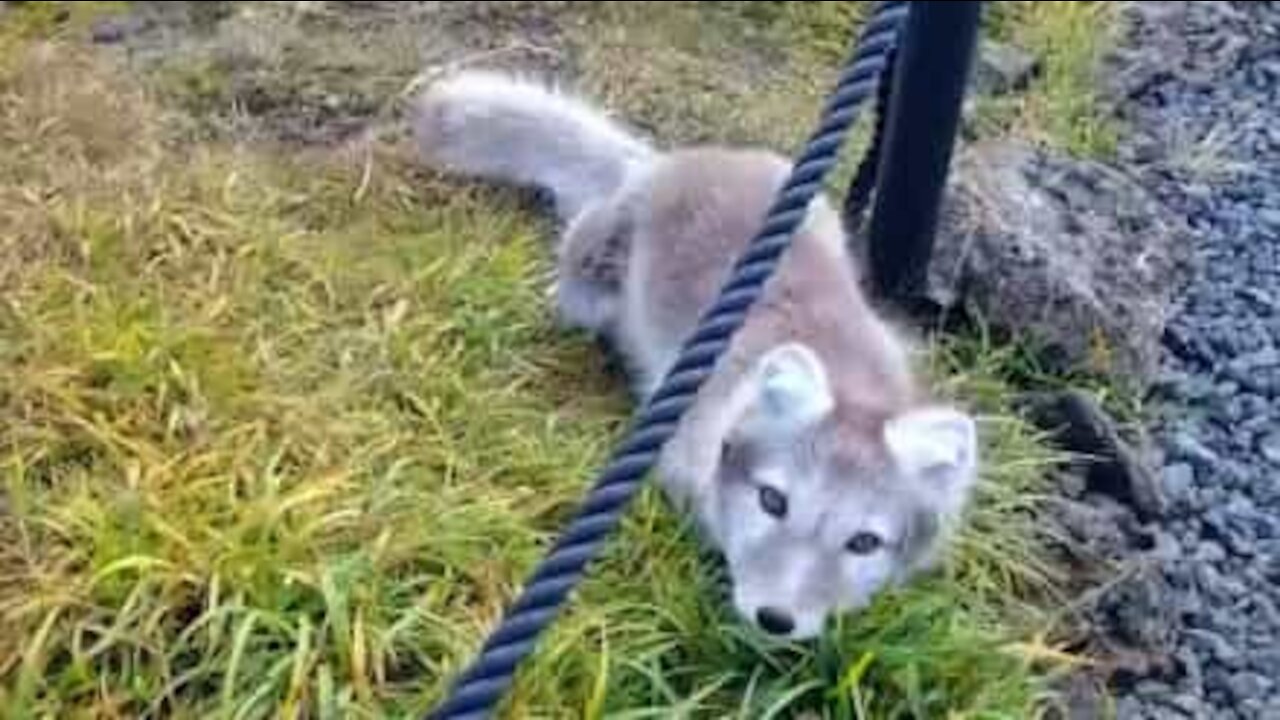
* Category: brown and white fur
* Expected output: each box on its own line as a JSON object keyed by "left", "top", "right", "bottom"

{"left": 411, "top": 70, "right": 979, "bottom": 640}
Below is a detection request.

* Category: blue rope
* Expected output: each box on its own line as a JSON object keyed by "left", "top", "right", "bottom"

{"left": 427, "top": 3, "right": 910, "bottom": 717}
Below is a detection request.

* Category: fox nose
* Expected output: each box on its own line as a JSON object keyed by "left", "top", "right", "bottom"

{"left": 755, "top": 607, "right": 795, "bottom": 636}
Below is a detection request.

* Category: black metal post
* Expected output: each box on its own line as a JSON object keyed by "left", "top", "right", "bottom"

{"left": 864, "top": 0, "right": 982, "bottom": 308}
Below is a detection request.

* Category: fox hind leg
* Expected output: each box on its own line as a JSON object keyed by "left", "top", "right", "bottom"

{"left": 551, "top": 197, "right": 632, "bottom": 338}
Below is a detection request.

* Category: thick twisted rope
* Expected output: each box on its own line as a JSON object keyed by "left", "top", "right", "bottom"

{"left": 428, "top": 3, "right": 910, "bottom": 717}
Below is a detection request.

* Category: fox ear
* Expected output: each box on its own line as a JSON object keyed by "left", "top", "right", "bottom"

{"left": 748, "top": 343, "right": 833, "bottom": 434}
{"left": 884, "top": 406, "right": 978, "bottom": 515}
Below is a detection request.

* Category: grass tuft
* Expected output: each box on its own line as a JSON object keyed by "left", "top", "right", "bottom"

{"left": 979, "top": 1, "right": 1121, "bottom": 159}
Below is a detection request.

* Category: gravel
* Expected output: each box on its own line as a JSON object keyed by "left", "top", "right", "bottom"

{"left": 1260, "top": 431, "right": 1280, "bottom": 464}
{"left": 1108, "top": 2, "right": 1280, "bottom": 717}
{"left": 1161, "top": 463, "right": 1195, "bottom": 506}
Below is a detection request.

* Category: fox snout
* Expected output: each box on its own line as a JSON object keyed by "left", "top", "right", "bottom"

{"left": 728, "top": 568, "right": 835, "bottom": 641}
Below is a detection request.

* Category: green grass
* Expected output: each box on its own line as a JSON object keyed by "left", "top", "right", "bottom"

{"left": 566, "top": 2, "right": 880, "bottom": 200}
{"left": 979, "top": 1, "right": 1121, "bottom": 158}
{"left": 0, "top": 3, "right": 1125, "bottom": 718}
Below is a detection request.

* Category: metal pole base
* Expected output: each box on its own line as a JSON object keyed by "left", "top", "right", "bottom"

{"left": 864, "top": 0, "right": 982, "bottom": 308}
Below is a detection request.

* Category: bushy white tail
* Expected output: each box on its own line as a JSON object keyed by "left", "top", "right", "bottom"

{"left": 411, "top": 70, "right": 654, "bottom": 221}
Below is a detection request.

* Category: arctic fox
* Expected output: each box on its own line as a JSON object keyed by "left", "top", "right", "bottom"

{"left": 411, "top": 70, "right": 979, "bottom": 640}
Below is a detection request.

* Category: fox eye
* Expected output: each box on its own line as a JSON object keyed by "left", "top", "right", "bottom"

{"left": 845, "top": 531, "right": 883, "bottom": 555}
{"left": 758, "top": 486, "right": 788, "bottom": 518}
{"left": 720, "top": 439, "right": 750, "bottom": 475}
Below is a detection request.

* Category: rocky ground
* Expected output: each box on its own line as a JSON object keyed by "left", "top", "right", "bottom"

{"left": 920, "top": 3, "right": 1280, "bottom": 717}
{"left": 1107, "top": 2, "right": 1280, "bottom": 718}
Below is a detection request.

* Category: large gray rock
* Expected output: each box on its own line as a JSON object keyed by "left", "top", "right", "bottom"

{"left": 928, "top": 140, "right": 1191, "bottom": 384}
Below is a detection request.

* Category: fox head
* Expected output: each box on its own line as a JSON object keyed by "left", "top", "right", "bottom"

{"left": 703, "top": 342, "right": 979, "bottom": 640}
